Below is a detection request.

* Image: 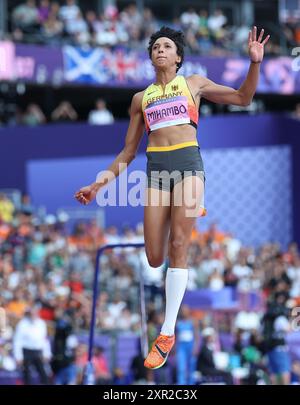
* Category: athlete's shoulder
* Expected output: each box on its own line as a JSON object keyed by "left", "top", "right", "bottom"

{"left": 186, "top": 74, "right": 206, "bottom": 85}
{"left": 132, "top": 90, "right": 145, "bottom": 105}
{"left": 186, "top": 74, "right": 208, "bottom": 94}
{"left": 133, "top": 90, "right": 146, "bottom": 99}
{"left": 130, "top": 91, "right": 145, "bottom": 114}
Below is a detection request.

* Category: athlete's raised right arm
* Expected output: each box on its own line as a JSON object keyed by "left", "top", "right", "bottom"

{"left": 75, "top": 91, "right": 144, "bottom": 205}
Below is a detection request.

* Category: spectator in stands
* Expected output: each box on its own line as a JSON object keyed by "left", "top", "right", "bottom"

{"left": 93, "top": 346, "right": 111, "bottom": 385}
{"left": 180, "top": 8, "right": 199, "bottom": 33}
{"left": 234, "top": 309, "right": 260, "bottom": 332}
{"left": 291, "top": 361, "right": 300, "bottom": 384}
{"left": 267, "top": 258, "right": 291, "bottom": 297}
{"left": 196, "top": 327, "right": 233, "bottom": 384}
{"left": 102, "top": 5, "right": 128, "bottom": 46}
{"left": 128, "top": 26, "right": 145, "bottom": 50}
{"left": 185, "top": 28, "right": 201, "bottom": 54}
{"left": 291, "top": 103, "right": 300, "bottom": 120}
{"left": 59, "top": 0, "right": 81, "bottom": 24}
{"left": 176, "top": 305, "right": 198, "bottom": 384}
{"left": 12, "top": 0, "right": 39, "bottom": 34}
{"left": 51, "top": 101, "right": 78, "bottom": 123}
{"left": 42, "top": 12, "right": 64, "bottom": 44}
{"left": 141, "top": 8, "right": 159, "bottom": 42}
{"left": 268, "top": 313, "right": 292, "bottom": 385}
{"left": 197, "top": 245, "right": 225, "bottom": 286}
{"left": 85, "top": 10, "right": 97, "bottom": 42}
{"left": 0, "top": 308, "right": 6, "bottom": 337}
{"left": 5, "top": 289, "right": 28, "bottom": 324}
{"left": 203, "top": 222, "right": 228, "bottom": 245}
{"left": 88, "top": 99, "right": 114, "bottom": 125}
{"left": 49, "top": 1, "right": 60, "bottom": 19}
{"left": 22, "top": 103, "right": 46, "bottom": 126}
{"left": 120, "top": 3, "right": 142, "bottom": 41}
{"left": 232, "top": 252, "right": 253, "bottom": 283}
{"left": 0, "top": 340, "right": 16, "bottom": 372}
{"left": 38, "top": 0, "right": 50, "bottom": 24}
{"left": 65, "top": 11, "right": 89, "bottom": 45}
{"left": 107, "top": 293, "right": 126, "bottom": 323}
{"left": 117, "top": 307, "right": 140, "bottom": 332}
{"left": 295, "top": 24, "right": 300, "bottom": 45}
{"left": 261, "top": 292, "right": 292, "bottom": 385}
{"left": 0, "top": 194, "right": 14, "bottom": 223}
{"left": 51, "top": 309, "right": 78, "bottom": 385}
{"left": 208, "top": 268, "right": 225, "bottom": 290}
{"left": 89, "top": 10, "right": 118, "bottom": 46}
{"left": 223, "top": 263, "right": 239, "bottom": 287}
{"left": 75, "top": 344, "right": 111, "bottom": 384}
{"left": 74, "top": 343, "right": 87, "bottom": 383}
{"left": 287, "top": 256, "right": 300, "bottom": 302}
{"left": 234, "top": 23, "right": 252, "bottom": 53}
{"left": 240, "top": 332, "right": 266, "bottom": 385}
{"left": 112, "top": 367, "right": 127, "bottom": 384}
{"left": 20, "top": 194, "right": 34, "bottom": 216}
{"left": 207, "top": 9, "right": 227, "bottom": 36}
{"left": 13, "top": 305, "right": 51, "bottom": 384}
{"left": 131, "top": 348, "right": 148, "bottom": 384}
{"left": 198, "top": 10, "right": 209, "bottom": 36}
{"left": 27, "top": 233, "right": 47, "bottom": 267}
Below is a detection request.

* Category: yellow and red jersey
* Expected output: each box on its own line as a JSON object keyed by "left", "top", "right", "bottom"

{"left": 142, "top": 75, "right": 198, "bottom": 135}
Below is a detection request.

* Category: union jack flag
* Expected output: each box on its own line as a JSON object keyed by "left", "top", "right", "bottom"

{"left": 102, "top": 49, "right": 139, "bottom": 83}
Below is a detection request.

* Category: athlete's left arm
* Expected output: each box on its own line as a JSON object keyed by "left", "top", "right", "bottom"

{"left": 190, "top": 26, "right": 270, "bottom": 106}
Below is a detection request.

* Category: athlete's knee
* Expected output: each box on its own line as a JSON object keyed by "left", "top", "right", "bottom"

{"left": 146, "top": 251, "right": 164, "bottom": 268}
{"left": 148, "top": 257, "right": 164, "bottom": 268}
{"left": 168, "top": 234, "right": 188, "bottom": 261}
{"left": 169, "top": 234, "right": 186, "bottom": 252}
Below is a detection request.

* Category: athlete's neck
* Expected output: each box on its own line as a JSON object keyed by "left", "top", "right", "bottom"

{"left": 155, "top": 71, "right": 177, "bottom": 87}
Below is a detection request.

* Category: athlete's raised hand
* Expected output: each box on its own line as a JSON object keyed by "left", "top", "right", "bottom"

{"left": 248, "top": 26, "right": 270, "bottom": 63}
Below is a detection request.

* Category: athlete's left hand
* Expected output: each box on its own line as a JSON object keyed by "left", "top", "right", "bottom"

{"left": 248, "top": 26, "right": 270, "bottom": 63}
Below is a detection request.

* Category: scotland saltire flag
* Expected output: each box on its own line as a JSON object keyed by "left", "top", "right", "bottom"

{"left": 63, "top": 46, "right": 110, "bottom": 84}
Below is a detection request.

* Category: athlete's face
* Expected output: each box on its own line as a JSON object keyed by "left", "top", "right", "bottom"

{"left": 151, "top": 37, "right": 181, "bottom": 71}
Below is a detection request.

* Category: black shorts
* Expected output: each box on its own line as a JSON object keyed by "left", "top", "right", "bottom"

{"left": 146, "top": 144, "right": 205, "bottom": 192}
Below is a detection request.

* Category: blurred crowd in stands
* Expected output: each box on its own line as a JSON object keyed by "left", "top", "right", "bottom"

{"left": 0, "top": 190, "right": 300, "bottom": 384}
{"left": 6, "top": 0, "right": 299, "bottom": 56}
{"left": 0, "top": 98, "right": 115, "bottom": 128}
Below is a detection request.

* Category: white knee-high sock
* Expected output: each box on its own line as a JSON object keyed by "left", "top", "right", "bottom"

{"left": 160, "top": 267, "right": 189, "bottom": 336}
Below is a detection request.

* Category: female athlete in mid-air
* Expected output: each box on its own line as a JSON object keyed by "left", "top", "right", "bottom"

{"left": 75, "top": 25, "right": 269, "bottom": 369}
